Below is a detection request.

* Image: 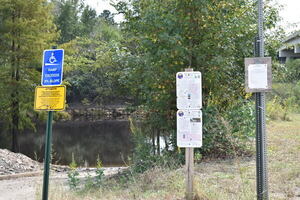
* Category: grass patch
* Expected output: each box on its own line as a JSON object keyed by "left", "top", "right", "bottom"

{"left": 41, "top": 114, "right": 300, "bottom": 200}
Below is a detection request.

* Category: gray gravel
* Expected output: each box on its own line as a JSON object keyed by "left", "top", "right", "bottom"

{"left": 0, "top": 149, "right": 41, "bottom": 175}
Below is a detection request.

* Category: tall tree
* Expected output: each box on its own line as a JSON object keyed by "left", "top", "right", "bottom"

{"left": 80, "top": 5, "right": 97, "bottom": 37}
{"left": 53, "top": 0, "right": 83, "bottom": 43}
{"left": 99, "top": 9, "right": 115, "bottom": 25}
{"left": 115, "top": 0, "right": 280, "bottom": 152}
{"left": 0, "top": 0, "right": 57, "bottom": 152}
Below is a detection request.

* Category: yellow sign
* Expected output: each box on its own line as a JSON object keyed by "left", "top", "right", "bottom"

{"left": 34, "top": 86, "right": 66, "bottom": 111}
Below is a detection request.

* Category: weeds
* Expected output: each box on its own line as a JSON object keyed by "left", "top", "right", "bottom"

{"left": 67, "top": 153, "right": 80, "bottom": 190}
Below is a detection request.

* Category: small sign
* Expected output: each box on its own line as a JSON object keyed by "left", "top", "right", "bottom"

{"left": 42, "top": 49, "right": 64, "bottom": 86}
{"left": 34, "top": 86, "right": 66, "bottom": 111}
{"left": 245, "top": 57, "right": 272, "bottom": 93}
{"left": 177, "top": 110, "right": 202, "bottom": 148}
{"left": 176, "top": 71, "right": 202, "bottom": 109}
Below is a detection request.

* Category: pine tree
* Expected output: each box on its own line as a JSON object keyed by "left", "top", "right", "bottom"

{"left": 0, "top": 0, "right": 58, "bottom": 152}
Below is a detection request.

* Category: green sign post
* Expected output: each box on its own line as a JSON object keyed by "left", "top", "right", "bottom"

{"left": 34, "top": 48, "right": 65, "bottom": 200}
{"left": 42, "top": 111, "right": 53, "bottom": 200}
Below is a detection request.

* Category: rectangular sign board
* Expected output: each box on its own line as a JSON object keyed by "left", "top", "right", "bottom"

{"left": 42, "top": 49, "right": 64, "bottom": 86}
{"left": 177, "top": 110, "right": 202, "bottom": 148}
{"left": 245, "top": 57, "right": 272, "bottom": 93}
{"left": 176, "top": 71, "right": 202, "bottom": 109}
{"left": 34, "top": 86, "right": 66, "bottom": 111}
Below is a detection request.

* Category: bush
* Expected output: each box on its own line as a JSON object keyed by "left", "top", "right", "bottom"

{"left": 67, "top": 154, "right": 80, "bottom": 190}
{"left": 266, "top": 97, "right": 290, "bottom": 121}
{"left": 129, "top": 117, "right": 184, "bottom": 173}
{"left": 200, "top": 100, "right": 255, "bottom": 158}
{"left": 283, "top": 59, "right": 300, "bottom": 83}
{"left": 129, "top": 100, "right": 255, "bottom": 172}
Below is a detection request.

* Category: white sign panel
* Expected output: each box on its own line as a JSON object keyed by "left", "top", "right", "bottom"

{"left": 177, "top": 110, "right": 202, "bottom": 148}
{"left": 176, "top": 72, "right": 202, "bottom": 109}
{"left": 248, "top": 64, "right": 268, "bottom": 89}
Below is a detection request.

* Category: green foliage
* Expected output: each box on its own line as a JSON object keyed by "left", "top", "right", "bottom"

{"left": 80, "top": 5, "right": 97, "bottom": 37}
{"left": 60, "top": 21, "right": 125, "bottom": 104}
{"left": 0, "top": 0, "right": 58, "bottom": 151}
{"left": 99, "top": 9, "right": 115, "bottom": 25}
{"left": 266, "top": 97, "right": 290, "bottom": 121}
{"left": 129, "top": 117, "right": 184, "bottom": 173}
{"left": 282, "top": 59, "right": 300, "bottom": 83}
{"left": 267, "top": 82, "right": 300, "bottom": 121}
{"left": 52, "top": 0, "right": 83, "bottom": 43}
{"left": 67, "top": 153, "right": 80, "bottom": 190}
{"left": 95, "top": 156, "right": 105, "bottom": 187}
{"left": 201, "top": 100, "right": 255, "bottom": 157}
{"left": 114, "top": 0, "right": 279, "bottom": 158}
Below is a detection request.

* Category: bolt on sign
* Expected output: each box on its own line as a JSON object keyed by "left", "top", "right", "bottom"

{"left": 34, "top": 85, "right": 66, "bottom": 111}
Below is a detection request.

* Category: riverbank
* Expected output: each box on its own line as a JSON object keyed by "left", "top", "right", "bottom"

{"left": 45, "top": 114, "right": 300, "bottom": 200}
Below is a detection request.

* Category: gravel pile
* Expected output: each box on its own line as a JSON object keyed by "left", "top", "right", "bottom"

{"left": 0, "top": 149, "right": 41, "bottom": 175}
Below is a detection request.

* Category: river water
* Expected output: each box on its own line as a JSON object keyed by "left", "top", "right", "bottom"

{"left": 0, "top": 120, "right": 132, "bottom": 167}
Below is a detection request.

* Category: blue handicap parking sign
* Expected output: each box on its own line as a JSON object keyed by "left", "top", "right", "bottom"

{"left": 42, "top": 49, "right": 64, "bottom": 86}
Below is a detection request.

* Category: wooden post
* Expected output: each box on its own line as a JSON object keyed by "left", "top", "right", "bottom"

{"left": 185, "top": 147, "right": 194, "bottom": 200}
{"left": 185, "top": 68, "right": 194, "bottom": 200}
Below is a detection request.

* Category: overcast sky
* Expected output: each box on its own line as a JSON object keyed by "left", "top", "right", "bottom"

{"left": 277, "top": 0, "right": 300, "bottom": 31}
{"left": 86, "top": 0, "right": 300, "bottom": 32}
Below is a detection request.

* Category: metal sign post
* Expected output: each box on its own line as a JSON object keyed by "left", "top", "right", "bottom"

{"left": 245, "top": 1, "right": 271, "bottom": 199}
{"left": 256, "top": 0, "right": 269, "bottom": 199}
{"left": 34, "top": 48, "right": 65, "bottom": 200}
{"left": 42, "top": 111, "right": 53, "bottom": 200}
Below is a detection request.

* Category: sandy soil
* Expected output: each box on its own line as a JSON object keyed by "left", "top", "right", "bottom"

{"left": 0, "top": 167, "right": 126, "bottom": 200}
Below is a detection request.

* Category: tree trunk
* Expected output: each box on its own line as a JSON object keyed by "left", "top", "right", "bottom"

{"left": 164, "top": 135, "right": 169, "bottom": 151}
{"left": 152, "top": 129, "right": 156, "bottom": 155}
{"left": 10, "top": 11, "right": 20, "bottom": 153}
{"left": 157, "top": 129, "right": 160, "bottom": 155}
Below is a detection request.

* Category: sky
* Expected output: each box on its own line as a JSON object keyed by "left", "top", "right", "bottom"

{"left": 85, "top": 0, "right": 123, "bottom": 22}
{"left": 277, "top": 0, "right": 300, "bottom": 32}
{"left": 86, "top": 0, "right": 300, "bottom": 32}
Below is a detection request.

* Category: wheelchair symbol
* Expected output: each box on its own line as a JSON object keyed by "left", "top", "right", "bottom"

{"left": 49, "top": 52, "right": 57, "bottom": 64}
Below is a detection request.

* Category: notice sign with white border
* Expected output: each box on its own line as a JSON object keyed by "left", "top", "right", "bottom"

{"left": 245, "top": 57, "right": 272, "bottom": 93}
{"left": 176, "top": 71, "right": 202, "bottom": 109}
{"left": 177, "top": 110, "right": 202, "bottom": 148}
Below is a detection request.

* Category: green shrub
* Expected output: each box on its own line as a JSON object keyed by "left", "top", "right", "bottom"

{"left": 129, "top": 117, "right": 184, "bottom": 173}
{"left": 283, "top": 59, "right": 300, "bottom": 82}
{"left": 95, "top": 156, "right": 105, "bottom": 187}
{"left": 200, "top": 100, "right": 255, "bottom": 158}
{"left": 67, "top": 154, "right": 80, "bottom": 190}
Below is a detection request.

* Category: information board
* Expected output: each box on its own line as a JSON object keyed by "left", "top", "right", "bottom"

{"left": 41, "top": 49, "right": 64, "bottom": 86}
{"left": 176, "top": 72, "right": 202, "bottom": 110}
{"left": 34, "top": 86, "right": 66, "bottom": 111}
{"left": 245, "top": 57, "right": 272, "bottom": 93}
{"left": 177, "top": 110, "right": 202, "bottom": 148}
{"left": 248, "top": 64, "right": 268, "bottom": 89}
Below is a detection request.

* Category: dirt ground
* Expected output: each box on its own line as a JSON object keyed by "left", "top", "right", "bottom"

{"left": 0, "top": 174, "right": 59, "bottom": 200}
{"left": 0, "top": 167, "right": 126, "bottom": 200}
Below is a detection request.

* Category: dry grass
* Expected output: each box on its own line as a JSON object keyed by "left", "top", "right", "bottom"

{"left": 41, "top": 114, "right": 300, "bottom": 200}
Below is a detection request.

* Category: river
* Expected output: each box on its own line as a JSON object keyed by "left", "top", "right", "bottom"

{"left": 0, "top": 120, "right": 132, "bottom": 167}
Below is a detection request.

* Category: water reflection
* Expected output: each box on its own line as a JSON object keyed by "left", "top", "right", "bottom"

{"left": 16, "top": 120, "right": 132, "bottom": 167}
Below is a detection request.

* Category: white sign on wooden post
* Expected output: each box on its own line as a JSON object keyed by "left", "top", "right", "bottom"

{"left": 176, "top": 72, "right": 202, "bottom": 110}
{"left": 176, "top": 69, "right": 202, "bottom": 200}
{"left": 177, "top": 110, "right": 202, "bottom": 147}
{"left": 176, "top": 71, "right": 202, "bottom": 148}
